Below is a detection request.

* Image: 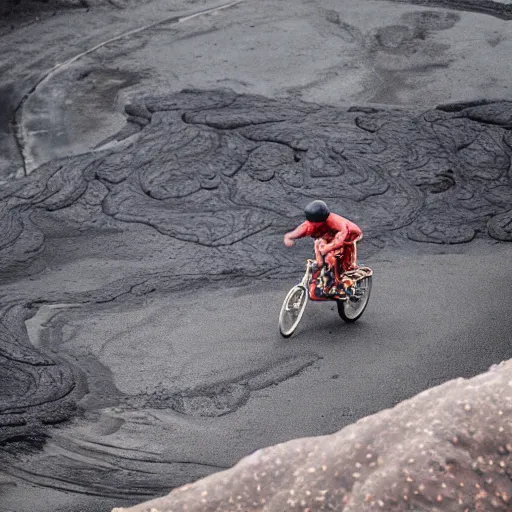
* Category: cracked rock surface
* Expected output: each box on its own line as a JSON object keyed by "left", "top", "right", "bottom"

{"left": 2, "top": 90, "right": 512, "bottom": 277}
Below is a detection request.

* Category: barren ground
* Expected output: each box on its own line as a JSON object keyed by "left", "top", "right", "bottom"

{"left": 0, "top": 1, "right": 511, "bottom": 511}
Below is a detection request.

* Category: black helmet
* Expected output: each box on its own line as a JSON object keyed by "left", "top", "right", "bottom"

{"left": 305, "top": 200, "right": 330, "bottom": 222}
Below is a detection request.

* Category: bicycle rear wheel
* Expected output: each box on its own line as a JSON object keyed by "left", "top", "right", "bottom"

{"left": 337, "top": 276, "right": 372, "bottom": 323}
{"left": 279, "top": 285, "right": 308, "bottom": 338}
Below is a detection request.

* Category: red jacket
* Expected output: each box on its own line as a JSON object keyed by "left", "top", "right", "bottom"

{"left": 286, "top": 213, "right": 362, "bottom": 253}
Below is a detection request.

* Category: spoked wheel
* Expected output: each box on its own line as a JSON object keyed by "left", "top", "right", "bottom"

{"left": 337, "top": 276, "right": 372, "bottom": 323}
{"left": 279, "top": 285, "right": 308, "bottom": 338}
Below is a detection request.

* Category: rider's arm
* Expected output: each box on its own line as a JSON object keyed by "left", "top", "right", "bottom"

{"left": 321, "top": 224, "right": 348, "bottom": 254}
{"left": 284, "top": 222, "right": 310, "bottom": 244}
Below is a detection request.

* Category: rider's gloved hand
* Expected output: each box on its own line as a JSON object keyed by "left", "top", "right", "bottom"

{"left": 284, "top": 235, "right": 295, "bottom": 247}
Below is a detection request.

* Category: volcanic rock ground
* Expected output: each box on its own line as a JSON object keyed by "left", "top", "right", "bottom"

{"left": 0, "top": 1, "right": 512, "bottom": 511}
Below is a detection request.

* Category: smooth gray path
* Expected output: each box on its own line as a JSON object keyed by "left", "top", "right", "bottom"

{"left": 1, "top": 241, "right": 512, "bottom": 512}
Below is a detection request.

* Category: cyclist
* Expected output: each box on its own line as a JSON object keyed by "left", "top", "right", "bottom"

{"left": 283, "top": 200, "right": 362, "bottom": 280}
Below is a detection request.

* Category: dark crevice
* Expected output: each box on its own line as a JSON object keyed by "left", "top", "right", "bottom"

{"left": 437, "top": 99, "right": 509, "bottom": 112}
{"left": 381, "top": 0, "right": 512, "bottom": 20}
{"left": 181, "top": 110, "right": 292, "bottom": 130}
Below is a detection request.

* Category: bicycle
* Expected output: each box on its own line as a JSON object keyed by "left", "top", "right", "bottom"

{"left": 278, "top": 255, "right": 373, "bottom": 338}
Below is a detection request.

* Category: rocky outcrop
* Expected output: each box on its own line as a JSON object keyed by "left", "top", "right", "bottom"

{"left": 114, "top": 360, "right": 512, "bottom": 512}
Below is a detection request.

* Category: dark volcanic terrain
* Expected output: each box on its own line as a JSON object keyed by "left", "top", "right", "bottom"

{"left": 0, "top": 1, "right": 511, "bottom": 511}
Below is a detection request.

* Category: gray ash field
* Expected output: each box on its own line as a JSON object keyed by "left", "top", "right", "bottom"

{"left": 0, "top": 1, "right": 511, "bottom": 511}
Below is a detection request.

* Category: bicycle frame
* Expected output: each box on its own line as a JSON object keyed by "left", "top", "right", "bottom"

{"left": 302, "top": 258, "right": 373, "bottom": 303}
{"left": 300, "top": 259, "right": 315, "bottom": 289}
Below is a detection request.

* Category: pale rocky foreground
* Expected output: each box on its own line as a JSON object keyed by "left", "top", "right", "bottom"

{"left": 115, "top": 360, "right": 512, "bottom": 512}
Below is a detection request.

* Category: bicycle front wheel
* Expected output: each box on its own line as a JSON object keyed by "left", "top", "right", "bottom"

{"left": 279, "top": 285, "right": 308, "bottom": 338}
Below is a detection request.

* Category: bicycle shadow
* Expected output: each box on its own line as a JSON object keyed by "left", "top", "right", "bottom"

{"left": 279, "top": 300, "right": 374, "bottom": 345}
